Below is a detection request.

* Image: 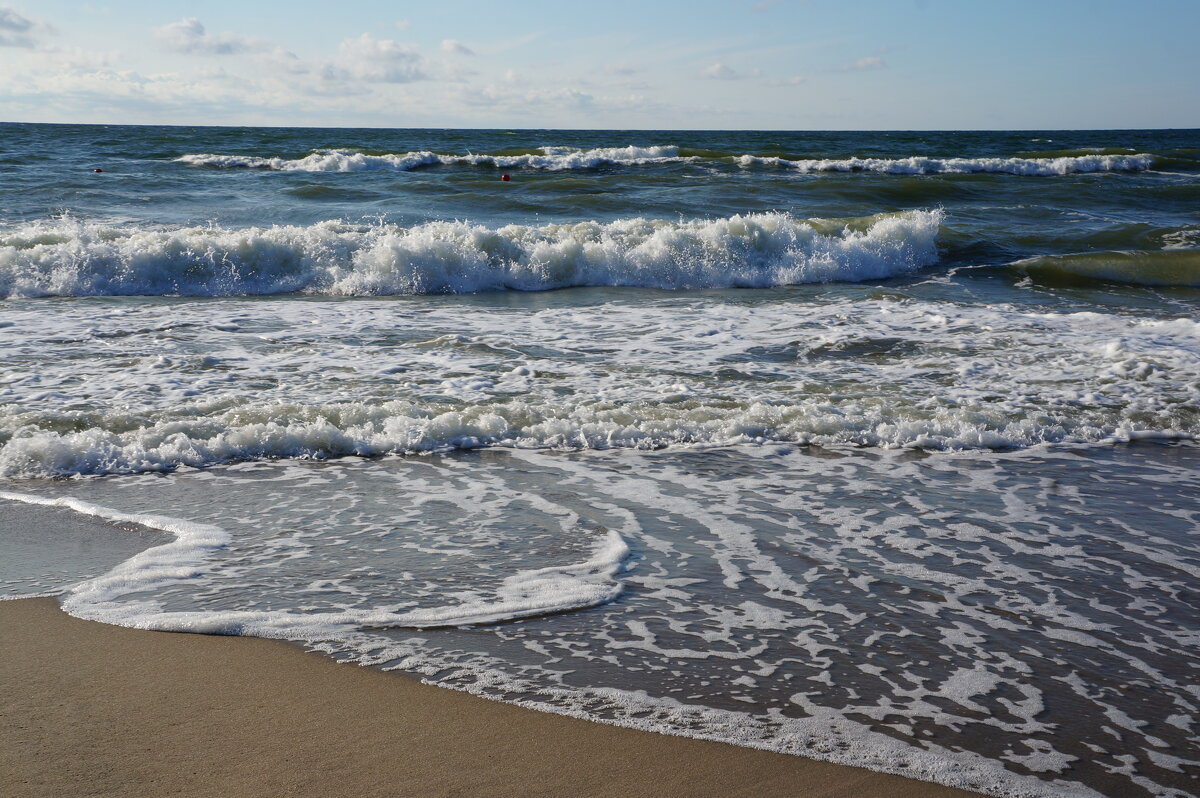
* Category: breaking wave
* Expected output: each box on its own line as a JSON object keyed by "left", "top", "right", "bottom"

{"left": 0, "top": 210, "right": 943, "bottom": 298}
{"left": 178, "top": 145, "right": 684, "bottom": 172}
{"left": 176, "top": 146, "right": 1169, "bottom": 176}
{"left": 1, "top": 394, "right": 1194, "bottom": 479}
{"left": 736, "top": 153, "right": 1156, "bottom": 175}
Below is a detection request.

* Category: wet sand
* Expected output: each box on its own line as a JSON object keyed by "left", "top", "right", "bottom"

{"left": 0, "top": 597, "right": 979, "bottom": 798}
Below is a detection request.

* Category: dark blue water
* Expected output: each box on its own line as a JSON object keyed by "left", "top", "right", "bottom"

{"left": 1, "top": 124, "right": 1195, "bottom": 241}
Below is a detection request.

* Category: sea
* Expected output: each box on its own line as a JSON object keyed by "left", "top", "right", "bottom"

{"left": 1, "top": 123, "right": 1198, "bottom": 797}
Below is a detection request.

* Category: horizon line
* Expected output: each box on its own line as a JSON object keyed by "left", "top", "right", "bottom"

{"left": 2, "top": 119, "right": 1198, "bottom": 134}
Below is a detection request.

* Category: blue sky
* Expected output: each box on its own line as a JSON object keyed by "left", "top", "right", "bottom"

{"left": 1, "top": 0, "right": 1197, "bottom": 129}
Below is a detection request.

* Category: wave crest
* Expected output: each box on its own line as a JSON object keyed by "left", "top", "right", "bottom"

{"left": 736, "top": 153, "right": 1156, "bottom": 175}
{"left": 1014, "top": 249, "right": 1200, "bottom": 287}
{"left": 0, "top": 210, "right": 943, "bottom": 298}
{"left": 1, "top": 396, "right": 1193, "bottom": 478}
{"left": 178, "top": 145, "right": 683, "bottom": 172}
{"left": 177, "top": 147, "right": 1166, "bottom": 176}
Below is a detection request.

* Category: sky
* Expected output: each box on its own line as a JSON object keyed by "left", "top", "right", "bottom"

{"left": 0, "top": 0, "right": 1197, "bottom": 130}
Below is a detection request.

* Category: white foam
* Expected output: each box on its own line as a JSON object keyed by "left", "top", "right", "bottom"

{"left": 387, "top": 527, "right": 629, "bottom": 626}
{"left": 178, "top": 145, "right": 684, "bottom": 172}
{"left": 3, "top": 281, "right": 1199, "bottom": 477}
{"left": 0, "top": 491, "right": 230, "bottom": 612}
{"left": 736, "top": 153, "right": 1156, "bottom": 175}
{"left": 0, "top": 490, "right": 629, "bottom": 632}
{"left": 0, "top": 210, "right": 943, "bottom": 298}
{"left": 176, "top": 147, "right": 1160, "bottom": 177}
{"left": 3, "top": 442, "right": 1194, "bottom": 798}
{"left": 1, "top": 397, "right": 1190, "bottom": 479}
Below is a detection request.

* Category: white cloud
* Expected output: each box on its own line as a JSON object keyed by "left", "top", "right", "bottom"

{"left": 0, "top": 17, "right": 663, "bottom": 127}
{"left": 830, "top": 55, "right": 887, "bottom": 72}
{"left": 395, "top": 19, "right": 411, "bottom": 31}
{"left": 540, "top": 87, "right": 592, "bottom": 108}
{"left": 0, "top": 6, "right": 43, "bottom": 48}
{"left": 4, "top": 65, "right": 261, "bottom": 112}
{"left": 154, "top": 18, "right": 268, "bottom": 56}
{"left": 702, "top": 63, "right": 742, "bottom": 80}
{"left": 331, "top": 34, "right": 425, "bottom": 83}
{"left": 441, "top": 39, "right": 474, "bottom": 56}
{"left": 768, "top": 74, "right": 806, "bottom": 86}
{"left": 460, "top": 83, "right": 593, "bottom": 111}
{"left": 260, "top": 46, "right": 308, "bottom": 75}
{"left": 451, "top": 81, "right": 668, "bottom": 126}
{"left": 605, "top": 63, "right": 639, "bottom": 76}
{"left": 39, "top": 45, "right": 120, "bottom": 69}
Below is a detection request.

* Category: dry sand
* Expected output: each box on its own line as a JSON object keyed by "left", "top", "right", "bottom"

{"left": 1, "top": 597, "right": 978, "bottom": 798}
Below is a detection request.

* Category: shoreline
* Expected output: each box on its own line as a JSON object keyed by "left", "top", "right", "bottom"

{"left": 0, "top": 597, "right": 978, "bottom": 798}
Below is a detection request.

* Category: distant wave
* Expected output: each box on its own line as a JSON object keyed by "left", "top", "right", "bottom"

{"left": 177, "top": 145, "right": 1162, "bottom": 175}
{"left": 736, "top": 153, "right": 1157, "bottom": 175}
{"left": 178, "top": 145, "right": 685, "bottom": 172}
{"left": 1013, "top": 249, "right": 1200, "bottom": 287}
{"left": 0, "top": 210, "right": 943, "bottom": 298}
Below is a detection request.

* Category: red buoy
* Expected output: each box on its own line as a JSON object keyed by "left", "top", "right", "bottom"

{"left": 92, "top": 168, "right": 103, "bottom": 173}
{"left": 500, "top": 173, "right": 510, "bottom": 181}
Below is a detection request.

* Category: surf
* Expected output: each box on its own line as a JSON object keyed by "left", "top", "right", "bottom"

{"left": 736, "top": 153, "right": 1157, "bottom": 175}
{"left": 0, "top": 210, "right": 944, "bottom": 298}
{"left": 177, "top": 145, "right": 686, "bottom": 172}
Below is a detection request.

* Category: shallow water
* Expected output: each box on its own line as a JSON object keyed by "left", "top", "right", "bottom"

{"left": 3, "top": 443, "right": 1198, "bottom": 796}
{"left": 2, "top": 124, "right": 1199, "bottom": 796}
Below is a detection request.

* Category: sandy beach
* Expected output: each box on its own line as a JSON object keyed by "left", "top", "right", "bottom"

{"left": 0, "top": 597, "right": 979, "bottom": 798}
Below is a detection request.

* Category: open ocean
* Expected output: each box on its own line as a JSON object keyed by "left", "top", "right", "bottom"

{"left": 1, "top": 123, "right": 1198, "bottom": 797}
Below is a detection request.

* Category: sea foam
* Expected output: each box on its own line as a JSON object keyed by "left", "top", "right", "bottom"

{"left": 2, "top": 276, "right": 1198, "bottom": 478}
{"left": 0, "top": 490, "right": 630, "bottom": 632}
{"left": 0, "top": 210, "right": 943, "bottom": 298}
{"left": 2, "top": 396, "right": 1190, "bottom": 479}
{"left": 177, "top": 146, "right": 1159, "bottom": 176}
{"left": 178, "top": 145, "right": 684, "bottom": 172}
{"left": 736, "top": 153, "right": 1156, "bottom": 175}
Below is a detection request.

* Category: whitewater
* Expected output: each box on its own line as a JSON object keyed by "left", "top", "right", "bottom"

{"left": 0, "top": 210, "right": 941, "bottom": 297}
{"left": 176, "top": 144, "right": 1161, "bottom": 176}
{"left": 2, "top": 123, "right": 1198, "bottom": 798}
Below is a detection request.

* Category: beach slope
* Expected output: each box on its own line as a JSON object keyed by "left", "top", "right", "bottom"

{"left": 0, "top": 598, "right": 977, "bottom": 798}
